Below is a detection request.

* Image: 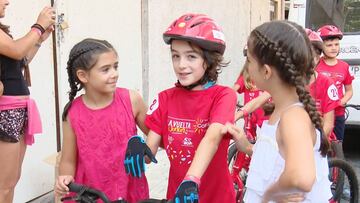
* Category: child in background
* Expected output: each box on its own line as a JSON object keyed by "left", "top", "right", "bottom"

{"left": 233, "top": 61, "right": 271, "bottom": 140}
{"left": 225, "top": 20, "right": 331, "bottom": 202}
{"left": 124, "top": 14, "right": 236, "bottom": 203}
{"left": 316, "top": 25, "right": 354, "bottom": 141}
{"left": 55, "top": 38, "right": 149, "bottom": 203}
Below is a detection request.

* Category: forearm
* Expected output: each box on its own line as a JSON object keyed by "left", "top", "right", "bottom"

{"left": 341, "top": 90, "right": 353, "bottom": 105}
{"left": 59, "top": 161, "right": 76, "bottom": 177}
{"left": 25, "top": 43, "right": 41, "bottom": 63}
{"left": 186, "top": 125, "right": 223, "bottom": 178}
{"left": 8, "top": 31, "right": 41, "bottom": 60}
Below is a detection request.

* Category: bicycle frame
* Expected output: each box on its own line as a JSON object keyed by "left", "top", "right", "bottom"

{"left": 229, "top": 113, "right": 257, "bottom": 202}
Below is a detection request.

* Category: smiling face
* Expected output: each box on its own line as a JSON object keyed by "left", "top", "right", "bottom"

{"left": 0, "top": 0, "right": 9, "bottom": 18}
{"left": 322, "top": 38, "right": 340, "bottom": 59}
{"left": 170, "top": 40, "right": 206, "bottom": 90}
{"left": 79, "top": 51, "right": 119, "bottom": 94}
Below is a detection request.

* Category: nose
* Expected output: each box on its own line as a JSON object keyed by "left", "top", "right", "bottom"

{"left": 111, "top": 67, "right": 119, "bottom": 78}
{"left": 178, "top": 57, "right": 187, "bottom": 70}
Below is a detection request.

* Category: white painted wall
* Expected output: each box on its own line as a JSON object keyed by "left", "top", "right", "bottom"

{"left": 3, "top": 0, "right": 271, "bottom": 201}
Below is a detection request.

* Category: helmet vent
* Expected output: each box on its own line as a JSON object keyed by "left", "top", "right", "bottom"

{"left": 190, "top": 21, "right": 205, "bottom": 28}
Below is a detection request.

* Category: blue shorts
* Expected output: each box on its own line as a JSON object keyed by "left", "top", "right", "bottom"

{"left": 333, "top": 115, "right": 345, "bottom": 141}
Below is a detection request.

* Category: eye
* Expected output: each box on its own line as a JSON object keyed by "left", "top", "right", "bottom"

{"left": 114, "top": 64, "right": 118, "bottom": 70}
{"left": 188, "top": 54, "right": 197, "bottom": 60}
{"left": 172, "top": 54, "right": 179, "bottom": 59}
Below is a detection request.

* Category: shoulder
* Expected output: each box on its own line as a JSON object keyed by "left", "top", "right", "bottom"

{"left": 213, "top": 85, "right": 237, "bottom": 98}
{"left": 279, "top": 105, "right": 312, "bottom": 133}
{"left": 336, "top": 59, "right": 349, "bottom": 68}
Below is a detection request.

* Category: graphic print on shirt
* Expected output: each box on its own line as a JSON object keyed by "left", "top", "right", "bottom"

{"left": 327, "top": 84, "right": 339, "bottom": 101}
{"left": 147, "top": 95, "right": 159, "bottom": 115}
{"left": 319, "top": 71, "right": 345, "bottom": 89}
{"left": 166, "top": 116, "right": 209, "bottom": 165}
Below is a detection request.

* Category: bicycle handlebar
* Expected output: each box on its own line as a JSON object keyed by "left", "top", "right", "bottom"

{"left": 63, "top": 182, "right": 172, "bottom": 203}
{"left": 345, "top": 104, "right": 360, "bottom": 111}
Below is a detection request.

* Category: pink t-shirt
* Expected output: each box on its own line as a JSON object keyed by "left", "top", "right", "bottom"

{"left": 235, "top": 75, "right": 268, "bottom": 127}
{"left": 309, "top": 73, "right": 339, "bottom": 140}
{"left": 68, "top": 88, "right": 149, "bottom": 203}
{"left": 316, "top": 58, "right": 354, "bottom": 116}
{"left": 145, "top": 85, "right": 236, "bottom": 203}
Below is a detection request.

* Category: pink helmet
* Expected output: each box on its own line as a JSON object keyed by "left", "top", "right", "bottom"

{"left": 305, "top": 28, "right": 323, "bottom": 42}
{"left": 317, "top": 25, "right": 343, "bottom": 40}
{"left": 163, "top": 13, "right": 226, "bottom": 55}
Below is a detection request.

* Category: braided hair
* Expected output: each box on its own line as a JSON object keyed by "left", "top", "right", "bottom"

{"left": 248, "top": 20, "right": 329, "bottom": 156}
{"left": 62, "top": 38, "right": 116, "bottom": 121}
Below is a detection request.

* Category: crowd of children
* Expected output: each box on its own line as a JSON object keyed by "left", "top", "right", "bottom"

{"left": 0, "top": 1, "right": 354, "bottom": 202}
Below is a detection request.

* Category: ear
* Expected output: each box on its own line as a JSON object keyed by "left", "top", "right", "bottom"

{"left": 76, "top": 69, "right": 89, "bottom": 83}
{"left": 263, "top": 64, "right": 272, "bottom": 80}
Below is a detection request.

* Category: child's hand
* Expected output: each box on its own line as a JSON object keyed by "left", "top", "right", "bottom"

{"left": 124, "top": 135, "right": 157, "bottom": 178}
{"left": 173, "top": 180, "right": 199, "bottom": 203}
{"left": 54, "top": 175, "right": 74, "bottom": 197}
{"left": 223, "top": 123, "right": 252, "bottom": 155}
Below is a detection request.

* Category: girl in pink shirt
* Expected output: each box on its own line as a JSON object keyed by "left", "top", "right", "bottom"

{"left": 124, "top": 14, "right": 236, "bottom": 203}
{"left": 54, "top": 38, "right": 149, "bottom": 203}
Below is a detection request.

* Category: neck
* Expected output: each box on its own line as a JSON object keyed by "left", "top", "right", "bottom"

{"left": 323, "top": 56, "right": 337, "bottom": 66}
{"left": 82, "top": 91, "right": 114, "bottom": 109}
{"left": 267, "top": 84, "right": 300, "bottom": 123}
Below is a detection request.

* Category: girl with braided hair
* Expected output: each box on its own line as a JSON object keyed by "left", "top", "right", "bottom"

{"left": 55, "top": 38, "right": 149, "bottom": 202}
{"left": 224, "top": 20, "right": 332, "bottom": 202}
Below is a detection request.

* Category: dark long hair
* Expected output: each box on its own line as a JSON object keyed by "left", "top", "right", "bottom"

{"left": 248, "top": 20, "right": 329, "bottom": 156}
{"left": 62, "top": 38, "right": 116, "bottom": 121}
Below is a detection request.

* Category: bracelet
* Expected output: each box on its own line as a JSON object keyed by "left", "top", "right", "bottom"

{"left": 31, "top": 23, "right": 45, "bottom": 34}
{"left": 184, "top": 175, "right": 201, "bottom": 186}
{"left": 31, "top": 28, "right": 42, "bottom": 37}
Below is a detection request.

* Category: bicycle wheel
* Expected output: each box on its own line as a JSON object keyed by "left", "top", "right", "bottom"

{"left": 228, "top": 143, "right": 247, "bottom": 203}
{"left": 328, "top": 158, "right": 359, "bottom": 203}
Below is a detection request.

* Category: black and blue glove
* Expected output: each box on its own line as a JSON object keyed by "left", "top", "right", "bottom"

{"left": 124, "top": 135, "right": 157, "bottom": 178}
{"left": 173, "top": 180, "right": 199, "bottom": 203}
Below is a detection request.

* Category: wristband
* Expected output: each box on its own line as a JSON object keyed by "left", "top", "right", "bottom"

{"left": 241, "top": 108, "right": 249, "bottom": 117}
{"left": 31, "top": 28, "right": 42, "bottom": 37}
{"left": 184, "top": 175, "right": 201, "bottom": 186}
{"left": 31, "top": 23, "right": 45, "bottom": 34}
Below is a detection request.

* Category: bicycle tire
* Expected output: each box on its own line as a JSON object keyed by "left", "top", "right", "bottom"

{"left": 328, "top": 158, "right": 359, "bottom": 203}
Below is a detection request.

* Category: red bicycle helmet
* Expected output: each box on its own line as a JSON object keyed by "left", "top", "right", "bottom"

{"left": 317, "top": 25, "right": 343, "bottom": 40}
{"left": 163, "top": 13, "right": 226, "bottom": 55}
{"left": 305, "top": 28, "right": 322, "bottom": 42}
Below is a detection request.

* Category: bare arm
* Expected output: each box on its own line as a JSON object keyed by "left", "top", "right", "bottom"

{"left": 235, "top": 92, "right": 271, "bottom": 121}
{"left": 0, "top": 7, "right": 55, "bottom": 60}
{"left": 59, "top": 119, "right": 77, "bottom": 177}
{"left": 145, "top": 130, "right": 162, "bottom": 164}
{"left": 340, "top": 84, "right": 353, "bottom": 106}
{"left": 129, "top": 89, "right": 149, "bottom": 135}
{"left": 186, "top": 123, "right": 224, "bottom": 178}
{"left": 232, "top": 84, "right": 240, "bottom": 92}
{"left": 25, "top": 26, "right": 54, "bottom": 63}
{"left": 225, "top": 123, "right": 253, "bottom": 155}
{"left": 55, "top": 118, "right": 77, "bottom": 196}
{"left": 323, "top": 110, "right": 335, "bottom": 138}
{"left": 263, "top": 108, "right": 316, "bottom": 201}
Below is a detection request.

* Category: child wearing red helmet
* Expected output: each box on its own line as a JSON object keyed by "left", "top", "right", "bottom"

{"left": 124, "top": 13, "right": 236, "bottom": 203}
{"left": 316, "top": 25, "right": 354, "bottom": 141}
